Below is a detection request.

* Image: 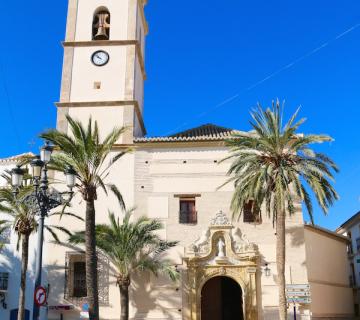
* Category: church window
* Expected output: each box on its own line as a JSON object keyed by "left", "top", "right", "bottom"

{"left": 179, "top": 198, "right": 197, "bottom": 224}
{"left": 243, "top": 200, "right": 261, "bottom": 223}
{"left": 92, "top": 8, "right": 111, "bottom": 40}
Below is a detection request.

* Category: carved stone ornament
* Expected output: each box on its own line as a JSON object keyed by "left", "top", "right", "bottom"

{"left": 210, "top": 210, "right": 231, "bottom": 226}
{"left": 183, "top": 211, "right": 260, "bottom": 320}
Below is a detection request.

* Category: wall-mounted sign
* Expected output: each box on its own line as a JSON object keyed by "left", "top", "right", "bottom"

{"left": 286, "top": 284, "right": 311, "bottom": 304}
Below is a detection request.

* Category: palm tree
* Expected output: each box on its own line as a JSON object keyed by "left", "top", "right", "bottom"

{"left": 221, "top": 101, "right": 339, "bottom": 320}
{"left": 0, "top": 183, "right": 81, "bottom": 320}
{"left": 69, "top": 208, "right": 179, "bottom": 320}
{"left": 40, "top": 115, "right": 129, "bottom": 320}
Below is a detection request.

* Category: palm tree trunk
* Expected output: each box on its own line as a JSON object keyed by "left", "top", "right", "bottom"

{"left": 85, "top": 199, "right": 99, "bottom": 320}
{"left": 17, "top": 234, "right": 29, "bottom": 320}
{"left": 276, "top": 211, "right": 287, "bottom": 320}
{"left": 119, "top": 281, "right": 130, "bottom": 320}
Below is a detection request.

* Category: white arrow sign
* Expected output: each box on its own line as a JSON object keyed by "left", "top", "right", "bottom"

{"left": 286, "top": 291, "right": 311, "bottom": 297}
{"left": 287, "top": 297, "right": 311, "bottom": 304}
{"left": 286, "top": 284, "right": 310, "bottom": 290}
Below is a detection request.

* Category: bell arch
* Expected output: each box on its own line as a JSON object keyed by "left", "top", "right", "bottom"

{"left": 92, "top": 7, "right": 111, "bottom": 40}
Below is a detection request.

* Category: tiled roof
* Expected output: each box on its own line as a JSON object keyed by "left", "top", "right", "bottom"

{"left": 134, "top": 124, "right": 243, "bottom": 143}
{"left": 0, "top": 153, "right": 34, "bottom": 164}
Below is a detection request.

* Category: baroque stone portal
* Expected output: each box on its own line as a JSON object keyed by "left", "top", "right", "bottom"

{"left": 183, "top": 211, "right": 259, "bottom": 320}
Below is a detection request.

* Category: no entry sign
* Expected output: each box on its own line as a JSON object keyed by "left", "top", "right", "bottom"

{"left": 34, "top": 286, "right": 47, "bottom": 307}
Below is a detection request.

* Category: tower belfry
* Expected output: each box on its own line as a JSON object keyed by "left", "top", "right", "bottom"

{"left": 56, "top": 0, "right": 148, "bottom": 144}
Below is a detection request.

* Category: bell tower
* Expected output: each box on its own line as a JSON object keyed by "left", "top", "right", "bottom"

{"left": 56, "top": 0, "right": 148, "bottom": 143}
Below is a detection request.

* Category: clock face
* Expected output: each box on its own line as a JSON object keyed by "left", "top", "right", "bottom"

{"left": 91, "top": 50, "right": 109, "bottom": 66}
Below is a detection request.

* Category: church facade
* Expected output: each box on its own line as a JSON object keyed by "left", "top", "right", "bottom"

{"left": 0, "top": 1, "right": 355, "bottom": 320}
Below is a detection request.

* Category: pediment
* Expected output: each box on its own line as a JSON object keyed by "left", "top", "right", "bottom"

{"left": 184, "top": 211, "right": 258, "bottom": 266}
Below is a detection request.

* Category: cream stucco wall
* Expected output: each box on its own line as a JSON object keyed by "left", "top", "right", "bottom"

{"left": 304, "top": 226, "right": 354, "bottom": 319}
{"left": 133, "top": 145, "right": 310, "bottom": 320}
{"left": 70, "top": 47, "right": 127, "bottom": 102}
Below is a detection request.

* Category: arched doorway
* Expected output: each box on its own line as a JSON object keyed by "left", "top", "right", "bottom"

{"left": 201, "top": 276, "right": 243, "bottom": 320}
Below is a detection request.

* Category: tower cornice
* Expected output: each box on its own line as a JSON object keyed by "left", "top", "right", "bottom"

{"left": 55, "top": 100, "right": 146, "bottom": 135}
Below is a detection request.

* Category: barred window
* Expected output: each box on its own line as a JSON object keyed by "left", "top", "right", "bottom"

{"left": 73, "top": 262, "right": 87, "bottom": 298}
{"left": 65, "top": 252, "right": 109, "bottom": 306}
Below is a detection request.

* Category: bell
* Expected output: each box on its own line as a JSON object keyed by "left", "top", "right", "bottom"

{"left": 93, "top": 12, "right": 110, "bottom": 40}
{"left": 94, "top": 26, "right": 109, "bottom": 40}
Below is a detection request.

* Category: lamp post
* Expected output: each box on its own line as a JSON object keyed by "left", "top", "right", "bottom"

{"left": 11, "top": 142, "right": 76, "bottom": 320}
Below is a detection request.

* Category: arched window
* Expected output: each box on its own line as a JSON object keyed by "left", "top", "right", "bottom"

{"left": 92, "top": 7, "right": 111, "bottom": 40}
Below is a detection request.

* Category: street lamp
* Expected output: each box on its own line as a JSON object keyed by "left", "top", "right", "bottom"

{"left": 10, "top": 141, "right": 76, "bottom": 320}
{"left": 40, "top": 142, "right": 54, "bottom": 164}
{"left": 31, "top": 157, "right": 44, "bottom": 181}
{"left": 11, "top": 166, "right": 25, "bottom": 189}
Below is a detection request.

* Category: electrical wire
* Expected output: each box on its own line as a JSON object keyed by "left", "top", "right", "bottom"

{"left": 164, "top": 22, "right": 360, "bottom": 136}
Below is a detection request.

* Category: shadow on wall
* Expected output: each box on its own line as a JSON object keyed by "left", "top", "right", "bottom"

{"left": 286, "top": 225, "right": 305, "bottom": 248}
{"left": 0, "top": 246, "right": 36, "bottom": 319}
{"left": 45, "top": 243, "right": 114, "bottom": 320}
{"left": 131, "top": 271, "right": 181, "bottom": 320}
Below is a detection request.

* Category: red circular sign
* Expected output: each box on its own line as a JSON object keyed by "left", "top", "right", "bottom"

{"left": 34, "top": 286, "right": 47, "bottom": 307}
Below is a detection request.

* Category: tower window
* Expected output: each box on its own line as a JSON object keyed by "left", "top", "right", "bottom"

{"left": 179, "top": 198, "right": 197, "bottom": 224}
{"left": 243, "top": 200, "right": 261, "bottom": 223}
{"left": 92, "top": 8, "right": 111, "bottom": 40}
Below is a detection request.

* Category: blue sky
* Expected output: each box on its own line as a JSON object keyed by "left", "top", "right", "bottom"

{"left": 0, "top": 0, "right": 359, "bottom": 230}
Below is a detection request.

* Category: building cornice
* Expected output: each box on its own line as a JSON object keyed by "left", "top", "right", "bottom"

{"left": 134, "top": 140, "right": 228, "bottom": 148}
{"left": 62, "top": 40, "right": 146, "bottom": 80}
{"left": 55, "top": 100, "right": 146, "bottom": 135}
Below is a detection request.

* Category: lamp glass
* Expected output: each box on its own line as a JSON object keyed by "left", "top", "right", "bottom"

{"left": 65, "top": 166, "right": 77, "bottom": 189}
{"left": 11, "top": 167, "right": 24, "bottom": 187}
{"left": 65, "top": 172, "right": 76, "bottom": 189}
{"left": 32, "top": 166, "right": 42, "bottom": 179}
{"left": 40, "top": 143, "right": 53, "bottom": 163}
{"left": 31, "top": 158, "right": 44, "bottom": 179}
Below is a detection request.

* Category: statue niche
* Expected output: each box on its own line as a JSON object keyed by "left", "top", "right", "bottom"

{"left": 92, "top": 8, "right": 111, "bottom": 40}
